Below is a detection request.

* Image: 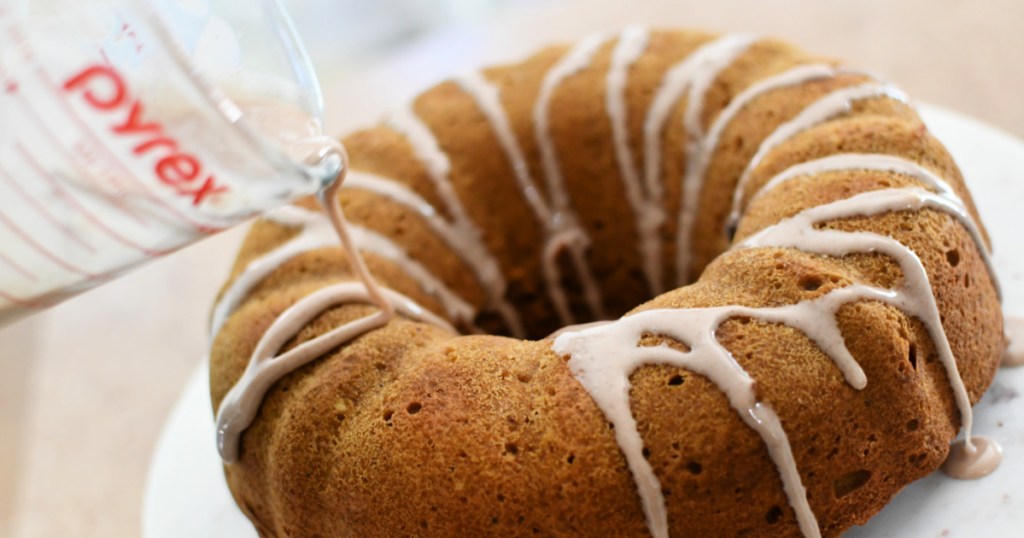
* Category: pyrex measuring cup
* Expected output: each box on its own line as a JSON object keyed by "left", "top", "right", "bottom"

{"left": 0, "top": 0, "right": 343, "bottom": 326}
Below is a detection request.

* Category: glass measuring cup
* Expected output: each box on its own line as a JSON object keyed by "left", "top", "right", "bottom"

{"left": 0, "top": 0, "right": 343, "bottom": 326}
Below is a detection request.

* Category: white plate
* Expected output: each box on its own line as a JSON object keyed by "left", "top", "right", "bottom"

{"left": 142, "top": 103, "right": 1024, "bottom": 538}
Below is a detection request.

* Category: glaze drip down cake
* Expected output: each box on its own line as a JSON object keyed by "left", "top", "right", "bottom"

{"left": 208, "top": 28, "right": 1005, "bottom": 537}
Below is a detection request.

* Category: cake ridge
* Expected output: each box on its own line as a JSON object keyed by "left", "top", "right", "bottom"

{"left": 344, "top": 170, "right": 524, "bottom": 330}
{"left": 211, "top": 199, "right": 477, "bottom": 342}
{"left": 208, "top": 205, "right": 335, "bottom": 340}
{"left": 642, "top": 34, "right": 756, "bottom": 210}
{"left": 457, "top": 69, "right": 606, "bottom": 324}
{"left": 725, "top": 83, "right": 911, "bottom": 235}
{"left": 536, "top": 32, "right": 611, "bottom": 212}
{"left": 216, "top": 281, "right": 453, "bottom": 463}
{"left": 676, "top": 62, "right": 840, "bottom": 280}
{"left": 346, "top": 222, "right": 477, "bottom": 326}
{"left": 529, "top": 32, "right": 611, "bottom": 324}
{"left": 605, "top": 26, "right": 662, "bottom": 295}
{"left": 386, "top": 107, "right": 526, "bottom": 336}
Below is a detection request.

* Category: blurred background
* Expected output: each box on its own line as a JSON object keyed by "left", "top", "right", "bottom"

{"left": 1, "top": 0, "right": 1022, "bottom": 536}
{"left": 290, "top": 0, "right": 1024, "bottom": 137}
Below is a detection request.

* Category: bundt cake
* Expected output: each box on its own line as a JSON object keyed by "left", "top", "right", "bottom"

{"left": 208, "top": 28, "right": 1006, "bottom": 537}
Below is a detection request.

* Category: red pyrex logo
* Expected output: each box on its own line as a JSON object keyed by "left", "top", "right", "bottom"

{"left": 63, "top": 65, "right": 229, "bottom": 206}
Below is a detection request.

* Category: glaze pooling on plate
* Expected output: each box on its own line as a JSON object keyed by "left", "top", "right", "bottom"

{"left": 942, "top": 436, "right": 1004, "bottom": 479}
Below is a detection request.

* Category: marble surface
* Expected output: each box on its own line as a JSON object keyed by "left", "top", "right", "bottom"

{"left": 2, "top": 1, "right": 1023, "bottom": 537}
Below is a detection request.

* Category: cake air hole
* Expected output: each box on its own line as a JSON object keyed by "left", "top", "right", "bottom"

{"left": 800, "top": 275, "right": 823, "bottom": 291}
{"left": 833, "top": 469, "right": 872, "bottom": 498}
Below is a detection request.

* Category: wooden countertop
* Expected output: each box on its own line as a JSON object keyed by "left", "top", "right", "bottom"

{"left": 2, "top": 1, "right": 1021, "bottom": 536}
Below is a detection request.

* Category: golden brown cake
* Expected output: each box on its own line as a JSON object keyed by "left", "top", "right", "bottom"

{"left": 208, "top": 28, "right": 1004, "bottom": 537}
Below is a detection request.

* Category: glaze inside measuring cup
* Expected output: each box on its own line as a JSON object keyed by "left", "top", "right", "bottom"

{"left": 0, "top": 0, "right": 340, "bottom": 325}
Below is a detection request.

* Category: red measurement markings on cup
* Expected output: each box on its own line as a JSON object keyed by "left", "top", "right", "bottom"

{"left": 37, "top": 64, "right": 224, "bottom": 233}
{"left": 0, "top": 208, "right": 101, "bottom": 281}
{"left": 14, "top": 144, "right": 172, "bottom": 257}
{"left": 0, "top": 161, "right": 95, "bottom": 254}
{"left": 40, "top": 71, "right": 223, "bottom": 234}
{"left": 0, "top": 287, "right": 47, "bottom": 309}
{"left": 62, "top": 65, "right": 231, "bottom": 207}
{"left": 4, "top": 72, "right": 174, "bottom": 257}
{"left": 0, "top": 238, "right": 45, "bottom": 306}
{"left": 5, "top": 22, "right": 225, "bottom": 234}
{"left": 9, "top": 81, "right": 149, "bottom": 228}
{"left": 0, "top": 243, "right": 37, "bottom": 282}
{"left": 0, "top": 237, "right": 55, "bottom": 307}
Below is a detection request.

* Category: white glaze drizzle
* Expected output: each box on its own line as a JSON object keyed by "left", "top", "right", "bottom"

{"left": 555, "top": 301, "right": 812, "bottom": 538}
{"left": 743, "top": 153, "right": 1000, "bottom": 298}
{"left": 697, "top": 64, "right": 840, "bottom": 177}
{"left": 605, "top": 26, "right": 663, "bottom": 294}
{"left": 637, "top": 34, "right": 758, "bottom": 287}
{"left": 673, "top": 64, "right": 839, "bottom": 282}
{"left": 216, "top": 282, "right": 454, "bottom": 462}
{"left": 642, "top": 34, "right": 757, "bottom": 229}
{"left": 943, "top": 436, "right": 1003, "bottom": 479}
{"left": 459, "top": 70, "right": 605, "bottom": 324}
{"left": 210, "top": 197, "right": 475, "bottom": 342}
{"left": 740, "top": 187, "right": 988, "bottom": 446}
{"left": 544, "top": 319, "right": 614, "bottom": 340}
{"left": 536, "top": 32, "right": 610, "bottom": 213}
{"left": 752, "top": 153, "right": 956, "bottom": 206}
{"left": 724, "top": 83, "right": 911, "bottom": 237}
{"left": 217, "top": 171, "right": 456, "bottom": 463}
{"left": 348, "top": 223, "right": 477, "bottom": 328}
{"left": 209, "top": 206, "right": 336, "bottom": 340}
{"left": 386, "top": 108, "right": 526, "bottom": 337}
{"left": 344, "top": 170, "right": 523, "bottom": 334}
{"left": 385, "top": 106, "right": 464, "bottom": 217}
{"left": 555, "top": 185, "right": 996, "bottom": 538}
